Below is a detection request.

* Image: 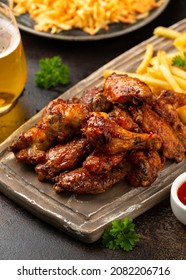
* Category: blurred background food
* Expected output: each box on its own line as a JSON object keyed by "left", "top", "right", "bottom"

{"left": 9, "top": 0, "right": 165, "bottom": 35}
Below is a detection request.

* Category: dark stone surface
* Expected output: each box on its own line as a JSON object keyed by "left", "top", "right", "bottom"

{"left": 0, "top": 0, "right": 186, "bottom": 259}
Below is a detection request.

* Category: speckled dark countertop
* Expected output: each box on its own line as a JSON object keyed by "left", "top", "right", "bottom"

{"left": 0, "top": 0, "right": 186, "bottom": 260}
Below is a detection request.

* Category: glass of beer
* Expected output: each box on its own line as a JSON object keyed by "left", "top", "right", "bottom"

{"left": 0, "top": 2, "right": 27, "bottom": 116}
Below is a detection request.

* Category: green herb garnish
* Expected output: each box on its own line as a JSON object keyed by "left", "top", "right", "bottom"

{"left": 102, "top": 217, "right": 140, "bottom": 251}
{"left": 35, "top": 56, "right": 70, "bottom": 89}
{"left": 172, "top": 52, "right": 186, "bottom": 68}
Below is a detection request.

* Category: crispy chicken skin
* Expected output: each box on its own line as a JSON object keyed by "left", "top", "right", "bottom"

{"left": 127, "top": 150, "right": 165, "bottom": 187}
{"left": 83, "top": 150, "right": 125, "bottom": 174}
{"left": 80, "top": 87, "right": 101, "bottom": 102}
{"left": 155, "top": 90, "right": 186, "bottom": 108}
{"left": 83, "top": 105, "right": 135, "bottom": 175}
{"left": 153, "top": 90, "right": 186, "bottom": 149}
{"left": 80, "top": 87, "right": 111, "bottom": 112}
{"left": 129, "top": 103, "right": 185, "bottom": 162}
{"left": 10, "top": 99, "right": 90, "bottom": 164}
{"left": 108, "top": 106, "right": 141, "bottom": 132}
{"left": 83, "top": 112, "right": 161, "bottom": 154}
{"left": 33, "top": 99, "right": 90, "bottom": 143}
{"left": 104, "top": 73, "right": 154, "bottom": 104}
{"left": 54, "top": 164, "right": 128, "bottom": 194}
{"left": 9, "top": 127, "right": 52, "bottom": 164}
{"left": 35, "top": 137, "right": 93, "bottom": 181}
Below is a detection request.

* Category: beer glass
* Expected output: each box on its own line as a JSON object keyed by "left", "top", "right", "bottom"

{"left": 0, "top": 2, "right": 27, "bottom": 115}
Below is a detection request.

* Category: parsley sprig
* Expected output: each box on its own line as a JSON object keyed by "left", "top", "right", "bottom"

{"left": 35, "top": 56, "right": 70, "bottom": 89}
{"left": 102, "top": 217, "right": 140, "bottom": 251}
{"left": 172, "top": 52, "right": 186, "bottom": 68}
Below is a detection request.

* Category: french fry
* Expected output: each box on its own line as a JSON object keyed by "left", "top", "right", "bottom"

{"left": 103, "top": 69, "right": 125, "bottom": 78}
{"left": 146, "top": 67, "right": 165, "bottom": 80}
{"left": 153, "top": 26, "right": 181, "bottom": 39}
{"left": 176, "top": 105, "right": 186, "bottom": 124}
{"left": 150, "top": 56, "right": 159, "bottom": 67}
{"left": 104, "top": 26, "right": 186, "bottom": 95}
{"left": 157, "top": 50, "right": 170, "bottom": 68}
{"left": 159, "top": 64, "right": 182, "bottom": 92}
{"left": 136, "top": 44, "right": 154, "bottom": 74}
{"left": 170, "top": 66, "right": 186, "bottom": 80}
{"left": 165, "top": 52, "right": 182, "bottom": 65}
{"left": 150, "top": 52, "right": 180, "bottom": 66}
{"left": 134, "top": 74, "right": 170, "bottom": 89}
{"left": 173, "top": 32, "right": 186, "bottom": 51}
{"left": 103, "top": 69, "right": 170, "bottom": 89}
{"left": 174, "top": 76, "right": 186, "bottom": 91}
{"left": 10, "top": 0, "right": 166, "bottom": 36}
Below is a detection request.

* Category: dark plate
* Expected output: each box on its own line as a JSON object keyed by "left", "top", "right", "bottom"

{"left": 3, "top": 0, "right": 170, "bottom": 41}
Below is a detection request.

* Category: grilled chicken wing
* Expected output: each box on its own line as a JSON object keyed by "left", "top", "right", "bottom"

{"left": 10, "top": 99, "right": 90, "bottom": 164}
{"left": 83, "top": 150, "right": 125, "bottom": 174}
{"left": 129, "top": 103, "right": 185, "bottom": 162}
{"left": 127, "top": 150, "right": 165, "bottom": 187}
{"left": 108, "top": 106, "right": 141, "bottom": 132}
{"left": 104, "top": 73, "right": 154, "bottom": 104}
{"left": 54, "top": 164, "right": 128, "bottom": 194}
{"left": 155, "top": 90, "right": 186, "bottom": 108}
{"left": 9, "top": 127, "right": 53, "bottom": 164}
{"left": 80, "top": 87, "right": 111, "bottom": 112}
{"left": 35, "top": 137, "right": 93, "bottom": 181}
{"left": 83, "top": 112, "right": 161, "bottom": 154}
{"left": 82, "top": 107, "right": 139, "bottom": 175}
{"left": 153, "top": 90, "right": 186, "bottom": 149}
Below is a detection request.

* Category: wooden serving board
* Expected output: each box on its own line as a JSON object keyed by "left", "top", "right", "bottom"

{"left": 0, "top": 19, "right": 186, "bottom": 243}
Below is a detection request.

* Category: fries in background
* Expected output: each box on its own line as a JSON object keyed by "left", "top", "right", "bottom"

{"left": 136, "top": 44, "right": 154, "bottom": 74}
{"left": 173, "top": 33, "right": 186, "bottom": 51}
{"left": 9, "top": 0, "right": 165, "bottom": 35}
{"left": 153, "top": 26, "right": 186, "bottom": 51}
{"left": 153, "top": 26, "right": 181, "bottom": 39}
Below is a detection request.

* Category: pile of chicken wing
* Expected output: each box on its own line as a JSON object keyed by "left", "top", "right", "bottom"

{"left": 10, "top": 73, "right": 186, "bottom": 194}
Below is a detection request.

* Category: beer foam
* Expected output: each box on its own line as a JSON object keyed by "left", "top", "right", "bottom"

{"left": 0, "top": 18, "right": 20, "bottom": 58}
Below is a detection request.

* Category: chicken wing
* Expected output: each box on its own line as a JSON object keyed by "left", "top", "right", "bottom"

{"left": 83, "top": 112, "right": 161, "bottom": 154}
{"left": 80, "top": 86, "right": 111, "bottom": 112}
{"left": 54, "top": 164, "right": 128, "bottom": 194}
{"left": 35, "top": 137, "right": 93, "bottom": 181}
{"left": 129, "top": 103, "right": 185, "bottom": 162}
{"left": 126, "top": 150, "right": 165, "bottom": 187}
{"left": 154, "top": 89, "right": 186, "bottom": 108}
{"left": 83, "top": 150, "right": 125, "bottom": 174}
{"left": 153, "top": 90, "right": 186, "bottom": 149}
{"left": 104, "top": 73, "right": 154, "bottom": 104}
{"left": 108, "top": 106, "right": 141, "bottom": 132}
{"left": 10, "top": 99, "right": 90, "bottom": 164}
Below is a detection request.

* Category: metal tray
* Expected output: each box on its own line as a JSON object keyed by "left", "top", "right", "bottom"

{"left": 0, "top": 19, "right": 186, "bottom": 243}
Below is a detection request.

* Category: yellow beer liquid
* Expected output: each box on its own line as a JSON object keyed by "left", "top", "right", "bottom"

{"left": 0, "top": 102, "right": 28, "bottom": 143}
{"left": 0, "top": 19, "right": 27, "bottom": 115}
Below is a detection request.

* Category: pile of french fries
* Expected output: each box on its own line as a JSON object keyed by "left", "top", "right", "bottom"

{"left": 104, "top": 26, "right": 186, "bottom": 94}
{"left": 104, "top": 26, "right": 186, "bottom": 123}
{"left": 9, "top": 0, "right": 164, "bottom": 35}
